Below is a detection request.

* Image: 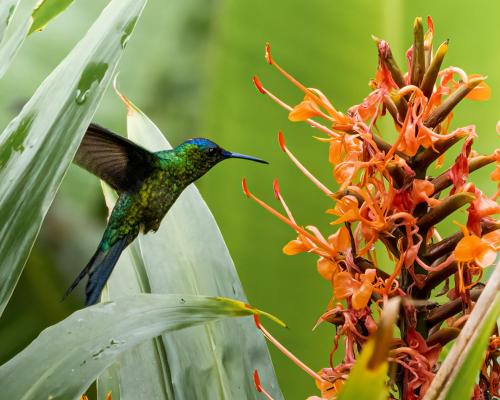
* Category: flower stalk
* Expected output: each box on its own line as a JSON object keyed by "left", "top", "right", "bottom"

{"left": 247, "top": 16, "right": 499, "bottom": 400}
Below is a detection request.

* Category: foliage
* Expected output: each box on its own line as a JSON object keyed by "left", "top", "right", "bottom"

{"left": 0, "top": 1, "right": 283, "bottom": 399}
{"left": 0, "top": 294, "right": 282, "bottom": 400}
{"left": 243, "top": 16, "right": 500, "bottom": 399}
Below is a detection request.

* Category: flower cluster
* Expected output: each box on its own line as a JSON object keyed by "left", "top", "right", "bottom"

{"left": 247, "top": 17, "right": 499, "bottom": 399}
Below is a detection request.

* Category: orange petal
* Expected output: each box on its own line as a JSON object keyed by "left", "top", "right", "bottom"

{"left": 329, "top": 138, "right": 343, "bottom": 165}
{"left": 283, "top": 238, "right": 310, "bottom": 255}
{"left": 362, "top": 268, "right": 377, "bottom": 283}
{"left": 490, "top": 165, "right": 500, "bottom": 182}
{"left": 328, "top": 226, "right": 351, "bottom": 251}
{"left": 333, "top": 271, "right": 355, "bottom": 300}
{"left": 289, "top": 99, "right": 324, "bottom": 121}
{"left": 454, "top": 235, "right": 483, "bottom": 262}
{"left": 473, "top": 194, "right": 500, "bottom": 217}
{"left": 483, "top": 229, "right": 500, "bottom": 248}
{"left": 465, "top": 75, "right": 491, "bottom": 101}
{"left": 352, "top": 280, "right": 373, "bottom": 309}
{"left": 476, "top": 246, "right": 496, "bottom": 268}
{"left": 317, "top": 257, "right": 338, "bottom": 281}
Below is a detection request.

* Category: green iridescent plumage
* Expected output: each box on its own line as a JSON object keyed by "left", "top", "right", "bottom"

{"left": 65, "top": 123, "right": 267, "bottom": 305}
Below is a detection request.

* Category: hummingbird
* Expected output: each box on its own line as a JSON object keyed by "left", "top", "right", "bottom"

{"left": 65, "top": 123, "right": 267, "bottom": 306}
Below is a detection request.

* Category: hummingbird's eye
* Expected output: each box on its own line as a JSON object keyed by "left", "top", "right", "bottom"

{"left": 207, "top": 147, "right": 215, "bottom": 154}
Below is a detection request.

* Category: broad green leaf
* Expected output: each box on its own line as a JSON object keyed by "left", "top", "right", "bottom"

{"left": 0, "top": 294, "right": 280, "bottom": 400}
{"left": 29, "top": 0, "right": 76, "bottom": 35}
{"left": 96, "top": 90, "right": 284, "bottom": 400}
{"left": 424, "top": 262, "right": 500, "bottom": 400}
{"left": 0, "top": 0, "right": 147, "bottom": 316}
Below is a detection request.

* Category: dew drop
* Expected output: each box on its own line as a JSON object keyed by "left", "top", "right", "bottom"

{"left": 75, "top": 89, "right": 88, "bottom": 105}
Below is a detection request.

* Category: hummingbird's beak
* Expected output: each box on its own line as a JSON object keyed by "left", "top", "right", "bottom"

{"left": 224, "top": 151, "right": 269, "bottom": 164}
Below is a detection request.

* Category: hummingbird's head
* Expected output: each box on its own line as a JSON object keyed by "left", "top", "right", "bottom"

{"left": 180, "top": 138, "right": 268, "bottom": 170}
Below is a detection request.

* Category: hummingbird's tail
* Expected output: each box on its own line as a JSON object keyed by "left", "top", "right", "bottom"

{"left": 63, "top": 236, "right": 130, "bottom": 306}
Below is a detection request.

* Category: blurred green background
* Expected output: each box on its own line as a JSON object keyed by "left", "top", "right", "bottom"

{"left": 0, "top": 0, "right": 498, "bottom": 398}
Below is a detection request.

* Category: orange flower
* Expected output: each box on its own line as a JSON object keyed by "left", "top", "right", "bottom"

{"left": 317, "top": 258, "right": 339, "bottom": 281}
{"left": 465, "top": 184, "right": 500, "bottom": 235}
{"left": 283, "top": 236, "right": 313, "bottom": 255}
{"left": 454, "top": 229, "right": 499, "bottom": 268}
{"left": 315, "top": 227, "right": 351, "bottom": 281}
{"left": 250, "top": 17, "right": 499, "bottom": 400}
{"left": 289, "top": 97, "right": 329, "bottom": 122}
{"left": 312, "top": 375, "right": 344, "bottom": 400}
{"left": 454, "top": 225, "right": 499, "bottom": 293}
{"left": 333, "top": 269, "right": 376, "bottom": 309}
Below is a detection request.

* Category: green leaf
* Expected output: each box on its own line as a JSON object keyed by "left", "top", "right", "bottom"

{"left": 0, "top": 294, "right": 277, "bottom": 400}
{"left": 29, "top": 0, "right": 76, "bottom": 35}
{"left": 0, "top": 0, "right": 147, "bottom": 316}
{"left": 96, "top": 89, "right": 284, "bottom": 400}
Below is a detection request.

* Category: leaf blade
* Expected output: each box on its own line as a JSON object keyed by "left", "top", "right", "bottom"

{"left": 0, "top": 294, "right": 271, "bottom": 400}
{"left": 29, "top": 0, "right": 76, "bottom": 35}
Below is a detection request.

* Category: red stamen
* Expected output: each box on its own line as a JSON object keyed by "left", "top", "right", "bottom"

{"left": 253, "top": 76, "right": 267, "bottom": 94}
{"left": 278, "top": 131, "right": 286, "bottom": 152}
{"left": 242, "top": 177, "right": 250, "bottom": 198}
{"left": 253, "top": 313, "right": 261, "bottom": 328}
{"left": 265, "top": 42, "right": 273, "bottom": 65}
{"left": 253, "top": 370, "right": 262, "bottom": 391}
{"left": 273, "top": 179, "right": 281, "bottom": 200}
{"left": 253, "top": 369, "right": 274, "bottom": 400}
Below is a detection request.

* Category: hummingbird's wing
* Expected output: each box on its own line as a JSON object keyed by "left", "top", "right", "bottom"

{"left": 74, "top": 123, "right": 156, "bottom": 192}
